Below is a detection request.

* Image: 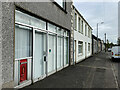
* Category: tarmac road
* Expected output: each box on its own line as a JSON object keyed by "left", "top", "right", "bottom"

{"left": 22, "top": 51, "right": 119, "bottom": 89}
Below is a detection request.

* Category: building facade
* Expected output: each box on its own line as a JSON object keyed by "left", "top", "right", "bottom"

{"left": 92, "top": 34, "right": 97, "bottom": 54}
{"left": 72, "top": 6, "right": 92, "bottom": 64}
{"left": 98, "top": 38, "right": 101, "bottom": 53}
{"left": 0, "top": 1, "right": 73, "bottom": 89}
{"left": 92, "top": 34, "right": 105, "bottom": 54}
{"left": 101, "top": 40, "right": 105, "bottom": 51}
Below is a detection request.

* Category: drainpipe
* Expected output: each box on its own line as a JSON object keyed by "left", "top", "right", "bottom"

{"left": 73, "top": 6, "right": 75, "bottom": 65}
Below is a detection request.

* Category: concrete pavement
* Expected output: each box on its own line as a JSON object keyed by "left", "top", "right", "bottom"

{"left": 22, "top": 51, "right": 119, "bottom": 89}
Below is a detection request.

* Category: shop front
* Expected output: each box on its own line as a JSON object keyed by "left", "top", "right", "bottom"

{"left": 14, "top": 10, "right": 69, "bottom": 88}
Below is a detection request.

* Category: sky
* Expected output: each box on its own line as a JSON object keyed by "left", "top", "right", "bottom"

{"left": 73, "top": 0, "right": 119, "bottom": 44}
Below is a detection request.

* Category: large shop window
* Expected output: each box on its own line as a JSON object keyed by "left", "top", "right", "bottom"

{"left": 15, "top": 10, "right": 46, "bottom": 30}
{"left": 15, "top": 24, "right": 32, "bottom": 59}
{"left": 78, "top": 41, "right": 83, "bottom": 55}
{"left": 48, "top": 23, "right": 57, "bottom": 33}
{"left": 64, "top": 37, "right": 69, "bottom": 65}
{"left": 15, "top": 10, "right": 70, "bottom": 86}
{"left": 57, "top": 28, "right": 63, "bottom": 69}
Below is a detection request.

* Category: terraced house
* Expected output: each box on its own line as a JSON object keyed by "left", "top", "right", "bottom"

{"left": 0, "top": 1, "right": 73, "bottom": 89}
{"left": 72, "top": 6, "right": 93, "bottom": 64}
{"left": 0, "top": 0, "right": 94, "bottom": 89}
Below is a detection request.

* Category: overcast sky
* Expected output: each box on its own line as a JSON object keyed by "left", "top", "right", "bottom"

{"left": 73, "top": 0, "right": 118, "bottom": 44}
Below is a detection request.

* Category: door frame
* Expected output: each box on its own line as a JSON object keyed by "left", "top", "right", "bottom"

{"left": 74, "top": 40, "right": 77, "bottom": 64}
{"left": 85, "top": 42, "right": 87, "bottom": 58}
{"left": 14, "top": 21, "right": 70, "bottom": 87}
{"left": 32, "top": 28, "right": 47, "bottom": 83}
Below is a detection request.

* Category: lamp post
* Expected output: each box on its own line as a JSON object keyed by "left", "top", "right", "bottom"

{"left": 105, "top": 33, "right": 106, "bottom": 52}
{"left": 97, "top": 22, "right": 104, "bottom": 53}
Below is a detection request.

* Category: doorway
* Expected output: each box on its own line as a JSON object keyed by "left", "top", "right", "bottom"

{"left": 33, "top": 30, "right": 47, "bottom": 82}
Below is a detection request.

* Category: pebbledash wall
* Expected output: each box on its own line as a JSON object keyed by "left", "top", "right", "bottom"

{"left": 0, "top": 2, "right": 2, "bottom": 90}
{"left": 0, "top": 1, "right": 73, "bottom": 88}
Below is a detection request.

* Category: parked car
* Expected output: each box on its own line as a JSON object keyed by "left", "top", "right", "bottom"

{"left": 111, "top": 46, "right": 120, "bottom": 60}
{"left": 108, "top": 48, "right": 112, "bottom": 52}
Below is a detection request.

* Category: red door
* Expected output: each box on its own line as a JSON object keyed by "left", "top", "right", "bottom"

{"left": 20, "top": 59, "right": 27, "bottom": 82}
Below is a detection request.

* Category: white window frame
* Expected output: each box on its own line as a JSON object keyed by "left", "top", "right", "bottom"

{"left": 85, "top": 24, "right": 87, "bottom": 36}
{"left": 88, "top": 43, "right": 90, "bottom": 52}
{"left": 74, "top": 13, "right": 77, "bottom": 31}
{"left": 78, "top": 41, "right": 83, "bottom": 55}
{"left": 81, "top": 20, "right": 83, "bottom": 34}
{"left": 78, "top": 17, "right": 81, "bottom": 33}
{"left": 88, "top": 27, "right": 91, "bottom": 38}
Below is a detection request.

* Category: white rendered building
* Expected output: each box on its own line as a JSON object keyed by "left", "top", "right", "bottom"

{"left": 73, "top": 6, "right": 93, "bottom": 63}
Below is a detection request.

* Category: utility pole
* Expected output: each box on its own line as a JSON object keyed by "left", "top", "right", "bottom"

{"left": 96, "top": 22, "right": 104, "bottom": 53}
{"left": 105, "top": 33, "right": 106, "bottom": 52}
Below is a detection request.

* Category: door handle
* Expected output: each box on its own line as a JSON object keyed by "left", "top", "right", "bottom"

{"left": 44, "top": 56, "right": 46, "bottom": 62}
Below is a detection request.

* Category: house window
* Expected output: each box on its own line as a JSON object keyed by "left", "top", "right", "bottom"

{"left": 15, "top": 24, "right": 33, "bottom": 59}
{"left": 81, "top": 20, "right": 83, "bottom": 34}
{"left": 74, "top": 13, "right": 77, "bottom": 31}
{"left": 78, "top": 41, "right": 83, "bottom": 54}
{"left": 88, "top": 27, "right": 91, "bottom": 38}
{"left": 85, "top": 24, "right": 87, "bottom": 36}
{"left": 88, "top": 43, "right": 90, "bottom": 52}
{"left": 54, "top": 0, "right": 66, "bottom": 10}
{"left": 78, "top": 17, "right": 81, "bottom": 32}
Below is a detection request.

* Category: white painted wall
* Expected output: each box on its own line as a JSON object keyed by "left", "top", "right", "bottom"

{"left": 73, "top": 10, "right": 92, "bottom": 63}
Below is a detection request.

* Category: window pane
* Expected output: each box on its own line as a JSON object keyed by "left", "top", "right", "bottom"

{"left": 57, "top": 36, "right": 62, "bottom": 68}
{"left": 78, "top": 45, "right": 82, "bottom": 54}
{"left": 78, "top": 41, "right": 83, "bottom": 54}
{"left": 64, "top": 37, "right": 69, "bottom": 65}
{"left": 61, "top": 29, "right": 64, "bottom": 36}
{"left": 85, "top": 25, "right": 87, "bottom": 36}
{"left": 78, "top": 17, "right": 80, "bottom": 32}
{"left": 57, "top": 27, "right": 61, "bottom": 35}
{"left": 81, "top": 21, "right": 83, "bottom": 33}
{"left": 75, "top": 13, "right": 77, "bottom": 30}
{"left": 15, "top": 10, "right": 46, "bottom": 30}
{"left": 31, "top": 16, "right": 46, "bottom": 30}
{"left": 88, "top": 43, "right": 90, "bottom": 51}
{"left": 15, "top": 24, "right": 32, "bottom": 59}
{"left": 15, "top": 10, "right": 31, "bottom": 25}
{"left": 64, "top": 30, "right": 69, "bottom": 37}
{"left": 55, "top": 0, "right": 63, "bottom": 7}
{"left": 48, "top": 23, "right": 57, "bottom": 33}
